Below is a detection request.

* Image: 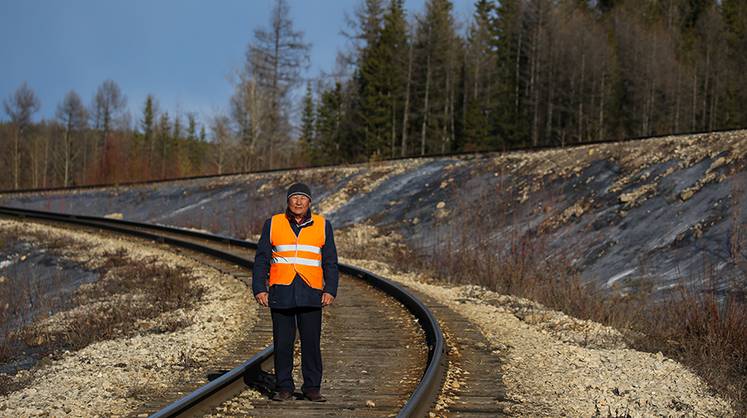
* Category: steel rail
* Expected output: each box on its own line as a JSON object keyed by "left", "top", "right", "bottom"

{"left": 0, "top": 206, "right": 446, "bottom": 418}
{"left": 0, "top": 127, "right": 739, "bottom": 195}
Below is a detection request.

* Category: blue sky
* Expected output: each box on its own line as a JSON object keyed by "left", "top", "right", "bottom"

{"left": 0, "top": 0, "right": 475, "bottom": 127}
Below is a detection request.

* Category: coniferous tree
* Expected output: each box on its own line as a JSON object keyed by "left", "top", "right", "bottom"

{"left": 185, "top": 112, "right": 202, "bottom": 174}
{"left": 141, "top": 95, "right": 155, "bottom": 142}
{"left": 140, "top": 95, "right": 158, "bottom": 173}
{"left": 173, "top": 114, "right": 182, "bottom": 141}
{"left": 412, "top": 0, "right": 460, "bottom": 154}
{"left": 493, "top": 0, "right": 529, "bottom": 147}
{"left": 380, "top": 0, "right": 409, "bottom": 157}
{"left": 720, "top": 0, "right": 746, "bottom": 127}
{"left": 299, "top": 82, "right": 316, "bottom": 163}
{"left": 315, "top": 82, "right": 344, "bottom": 164}
{"left": 187, "top": 113, "right": 197, "bottom": 141}
{"left": 462, "top": 0, "right": 497, "bottom": 150}
{"left": 157, "top": 112, "right": 171, "bottom": 178}
{"left": 357, "top": 25, "right": 390, "bottom": 157}
{"left": 352, "top": 0, "right": 410, "bottom": 159}
{"left": 346, "top": 0, "right": 386, "bottom": 159}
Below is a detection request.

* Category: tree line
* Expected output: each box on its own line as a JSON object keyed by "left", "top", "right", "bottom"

{"left": 0, "top": 80, "right": 210, "bottom": 190}
{"left": 302, "top": 0, "right": 747, "bottom": 165}
{"left": 2, "top": 0, "right": 746, "bottom": 190}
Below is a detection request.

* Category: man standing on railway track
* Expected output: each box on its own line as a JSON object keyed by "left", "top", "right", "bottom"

{"left": 252, "top": 182, "right": 339, "bottom": 402}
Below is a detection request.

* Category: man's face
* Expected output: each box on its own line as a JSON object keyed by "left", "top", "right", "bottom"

{"left": 288, "top": 194, "right": 310, "bottom": 217}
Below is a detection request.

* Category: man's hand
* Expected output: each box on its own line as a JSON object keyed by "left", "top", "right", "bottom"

{"left": 321, "top": 292, "right": 335, "bottom": 307}
{"left": 255, "top": 292, "right": 269, "bottom": 307}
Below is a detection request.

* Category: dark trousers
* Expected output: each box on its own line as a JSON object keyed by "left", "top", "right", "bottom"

{"left": 270, "top": 307, "right": 323, "bottom": 393}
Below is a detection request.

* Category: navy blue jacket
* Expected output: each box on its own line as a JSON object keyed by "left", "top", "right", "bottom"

{"left": 252, "top": 210, "right": 339, "bottom": 309}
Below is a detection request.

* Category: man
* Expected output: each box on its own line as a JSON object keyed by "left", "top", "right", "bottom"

{"left": 252, "top": 182, "right": 339, "bottom": 402}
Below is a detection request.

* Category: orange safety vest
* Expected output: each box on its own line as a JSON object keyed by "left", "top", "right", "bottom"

{"left": 269, "top": 213, "right": 326, "bottom": 290}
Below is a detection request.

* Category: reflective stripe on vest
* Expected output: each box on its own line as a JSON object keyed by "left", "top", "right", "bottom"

{"left": 269, "top": 213, "right": 326, "bottom": 290}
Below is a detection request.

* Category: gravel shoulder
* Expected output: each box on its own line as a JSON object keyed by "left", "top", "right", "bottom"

{"left": 340, "top": 256, "right": 734, "bottom": 417}
{"left": 0, "top": 219, "right": 256, "bottom": 417}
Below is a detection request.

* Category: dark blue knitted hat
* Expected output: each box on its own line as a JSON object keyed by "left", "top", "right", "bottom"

{"left": 287, "top": 183, "right": 312, "bottom": 201}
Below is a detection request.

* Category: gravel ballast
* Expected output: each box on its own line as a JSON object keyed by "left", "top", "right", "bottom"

{"left": 341, "top": 256, "right": 734, "bottom": 417}
{"left": 0, "top": 219, "right": 256, "bottom": 417}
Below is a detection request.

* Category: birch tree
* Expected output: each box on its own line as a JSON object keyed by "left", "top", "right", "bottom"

{"left": 55, "top": 90, "right": 87, "bottom": 186}
{"left": 3, "top": 81, "right": 41, "bottom": 189}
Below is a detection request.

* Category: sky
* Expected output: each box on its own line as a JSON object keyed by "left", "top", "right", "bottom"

{"left": 0, "top": 0, "right": 475, "bottom": 127}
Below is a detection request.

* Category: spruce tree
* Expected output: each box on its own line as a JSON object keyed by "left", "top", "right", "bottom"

{"left": 140, "top": 95, "right": 158, "bottom": 172}
{"left": 315, "top": 83, "right": 344, "bottom": 164}
{"left": 187, "top": 113, "right": 197, "bottom": 141}
{"left": 721, "top": 0, "right": 747, "bottom": 127}
{"left": 157, "top": 112, "right": 171, "bottom": 178}
{"left": 141, "top": 95, "right": 155, "bottom": 143}
{"left": 299, "top": 82, "right": 316, "bottom": 163}
{"left": 379, "top": 0, "right": 409, "bottom": 157}
{"left": 462, "top": 0, "right": 497, "bottom": 150}
{"left": 493, "top": 0, "right": 529, "bottom": 147}
{"left": 351, "top": 0, "right": 387, "bottom": 158}
{"left": 172, "top": 114, "right": 182, "bottom": 141}
{"left": 412, "top": 0, "right": 460, "bottom": 154}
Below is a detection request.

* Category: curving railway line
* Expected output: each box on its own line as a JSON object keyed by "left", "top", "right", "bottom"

{"left": 0, "top": 206, "right": 446, "bottom": 417}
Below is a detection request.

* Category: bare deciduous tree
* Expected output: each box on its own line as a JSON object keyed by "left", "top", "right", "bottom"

{"left": 91, "top": 79, "right": 127, "bottom": 144}
{"left": 210, "top": 114, "right": 234, "bottom": 175}
{"left": 246, "top": 0, "right": 310, "bottom": 168}
{"left": 3, "top": 81, "right": 41, "bottom": 189}
{"left": 55, "top": 90, "right": 87, "bottom": 186}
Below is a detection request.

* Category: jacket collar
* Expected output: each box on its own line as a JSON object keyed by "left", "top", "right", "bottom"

{"left": 285, "top": 207, "right": 313, "bottom": 227}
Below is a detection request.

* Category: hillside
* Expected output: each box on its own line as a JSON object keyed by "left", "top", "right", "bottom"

{"left": 2, "top": 131, "right": 745, "bottom": 297}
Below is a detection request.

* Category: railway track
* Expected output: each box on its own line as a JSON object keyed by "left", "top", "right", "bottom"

{"left": 0, "top": 206, "right": 446, "bottom": 417}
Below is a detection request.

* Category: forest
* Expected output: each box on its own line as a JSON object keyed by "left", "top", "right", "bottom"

{"left": 1, "top": 0, "right": 745, "bottom": 190}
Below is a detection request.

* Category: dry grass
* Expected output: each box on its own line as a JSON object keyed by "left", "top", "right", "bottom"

{"left": 0, "top": 245, "right": 205, "bottom": 387}
{"left": 33, "top": 249, "right": 205, "bottom": 349}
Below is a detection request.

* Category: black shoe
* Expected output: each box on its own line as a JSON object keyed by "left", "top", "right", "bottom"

{"left": 272, "top": 390, "right": 293, "bottom": 401}
{"left": 303, "top": 390, "right": 327, "bottom": 402}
